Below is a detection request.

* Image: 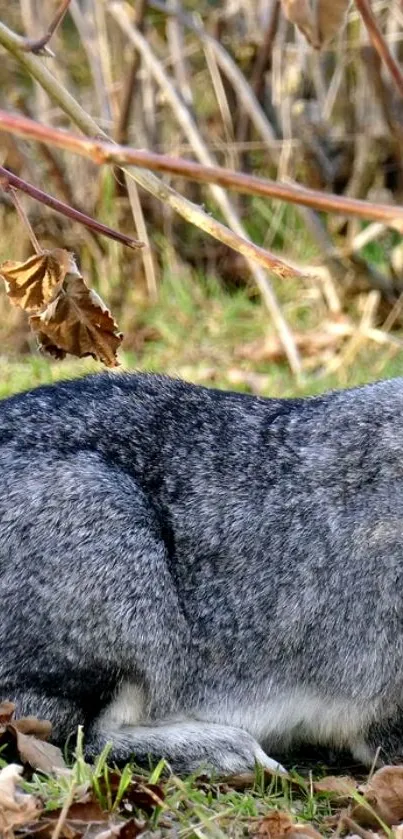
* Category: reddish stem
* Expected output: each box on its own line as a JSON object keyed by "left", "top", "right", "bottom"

{"left": 354, "top": 0, "right": 403, "bottom": 100}
{"left": 1, "top": 110, "right": 403, "bottom": 227}
{"left": 0, "top": 165, "right": 143, "bottom": 250}
{"left": 21, "top": 0, "right": 71, "bottom": 54}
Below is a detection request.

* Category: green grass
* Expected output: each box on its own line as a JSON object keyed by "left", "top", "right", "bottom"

{"left": 1, "top": 267, "right": 403, "bottom": 400}
{"left": 16, "top": 737, "right": 342, "bottom": 839}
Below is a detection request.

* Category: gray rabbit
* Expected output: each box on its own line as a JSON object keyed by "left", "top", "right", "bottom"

{"left": 1, "top": 371, "right": 403, "bottom": 774}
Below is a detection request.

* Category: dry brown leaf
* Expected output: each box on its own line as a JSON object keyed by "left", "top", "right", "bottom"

{"left": 0, "top": 248, "right": 76, "bottom": 313}
{"left": 256, "top": 811, "right": 323, "bottom": 839}
{"left": 0, "top": 763, "right": 42, "bottom": 838}
{"left": 7, "top": 723, "right": 67, "bottom": 772}
{"left": 0, "top": 704, "right": 63, "bottom": 772}
{"left": 0, "top": 702, "right": 15, "bottom": 725}
{"left": 30, "top": 274, "right": 123, "bottom": 367}
{"left": 235, "top": 320, "right": 350, "bottom": 364}
{"left": 24, "top": 817, "right": 82, "bottom": 838}
{"left": 281, "top": 0, "right": 351, "bottom": 49}
{"left": 353, "top": 766, "right": 403, "bottom": 827}
{"left": 0, "top": 247, "right": 123, "bottom": 367}
{"left": 35, "top": 812, "right": 144, "bottom": 839}
{"left": 94, "top": 822, "right": 145, "bottom": 839}
{"left": 14, "top": 715, "right": 52, "bottom": 739}
{"left": 313, "top": 774, "right": 357, "bottom": 802}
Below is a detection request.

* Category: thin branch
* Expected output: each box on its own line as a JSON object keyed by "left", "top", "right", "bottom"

{"left": 147, "top": 0, "right": 279, "bottom": 163}
{"left": 18, "top": 98, "right": 105, "bottom": 257}
{"left": 69, "top": 0, "right": 157, "bottom": 298}
{"left": 9, "top": 188, "right": 42, "bottom": 253}
{"left": 0, "top": 24, "right": 300, "bottom": 268}
{"left": 109, "top": 0, "right": 300, "bottom": 373}
{"left": 2, "top": 110, "right": 403, "bottom": 227}
{"left": 21, "top": 0, "right": 71, "bottom": 54}
{"left": 0, "top": 17, "right": 301, "bottom": 372}
{"left": 250, "top": 0, "right": 281, "bottom": 101}
{"left": 354, "top": 0, "right": 403, "bottom": 100}
{"left": 237, "top": 0, "right": 280, "bottom": 146}
{"left": 0, "top": 166, "right": 143, "bottom": 250}
{"left": 127, "top": 164, "right": 303, "bottom": 277}
{"left": 166, "top": 0, "right": 194, "bottom": 109}
{"left": 114, "top": 0, "right": 148, "bottom": 145}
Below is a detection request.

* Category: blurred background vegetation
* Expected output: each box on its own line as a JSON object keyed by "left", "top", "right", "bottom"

{"left": 1, "top": 0, "right": 403, "bottom": 397}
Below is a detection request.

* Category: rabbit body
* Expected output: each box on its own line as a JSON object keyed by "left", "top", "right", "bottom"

{"left": 1, "top": 372, "right": 402, "bottom": 773}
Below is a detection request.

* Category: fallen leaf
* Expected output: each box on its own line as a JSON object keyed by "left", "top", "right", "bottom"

{"left": 353, "top": 766, "right": 403, "bottom": 827}
{"left": 281, "top": 0, "right": 351, "bottom": 49}
{"left": 0, "top": 248, "right": 75, "bottom": 313}
{"left": 118, "top": 820, "right": 146, "bottom": 839}
{"left": 1, "top": 720, "right": 66, "bottom": 773}
{"left": 256, "top": 810, "right": 323, "bottom": 839}
{"left": 313, "top": 774, "right": 357, "bottom": 802}
{"left": 123, "top": 778, "right": 165, "bottom": 813}
{"left": 96, "top": 771, "right": 164, "bottom": 815}
{"left": 94, "top": 820, "right": 145, "bottom": 839}
{"left": 235, "top": 320, "right": 351, "bottom": 364}
{"left": 14, "top": 715, "right": 52, "bottom": 740}
{"left": 8, "top": 723, "right": 66, "bottom": 772}
{"left": 23, "top": 817, "right": 82, "bottom": 838}
{"left": 0, "top": 702, "right": 15, "bottom": 725}
{"left": 220, "top": 766, "right": 290, "bottom": 791}
{"left": 31, "top": 274, "right": 123, "bottom": 367}
{"left": 0, "top": 763, "right": 42, "bottom": 837}
{"left": 47, "top": 799, "right": 108, "bottom": 824}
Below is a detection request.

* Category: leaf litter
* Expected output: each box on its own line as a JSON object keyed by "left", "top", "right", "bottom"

{"left": 3, "top": 700, "right": 403, "bottom": 838}
{"left": 0, "top": 701, "right": 66, "bottom": 773}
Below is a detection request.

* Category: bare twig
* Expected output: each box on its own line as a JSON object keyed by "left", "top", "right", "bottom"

{"left": 18, "top": 98, "right": 105, "bottom": 258}
{"left": 0, "top": 31, "right": 301, "bottom": 273}
{"left": 148, "top": 0, "right": 279, "bottom": 164}
{"left": 108, "top": 0, "right": 301, "bottom": 373}
{"left": 128, "top": 165, "right": 303, "bottom": 278}
{"left": 69, "top": 0, "right": 112, "bottom": 124}
{"left": 0, "top": 165, "right": 143, "bottom": 250}
{"left": 237, "top": 0, "right": 280, "bottom": 145}
{"left": 114, "top": 0, "right": 148, "bottom": 145}
{"left": 8, "top": 188, "right": 42, "bottom": 253}
{"left": 126, "top": 178, "right": 158, "bottom": 301}
{"left": 51, "top": 780, "right": 76, "bottom": 839}
{"left": 2, "top": 110, "right": 403, "bottom": 228}
{"left": 167, "top": 0, "right": 193, "bottom": 109}
{"left": 250, "top": 0, "right": 281, "bottom": 101}
{"left": 0, "top": 16, "right": 301, "bottom": 371}
{"left": 21, "top": 0, "right": 71, "bottom": 54}
{"left": 354, "top": 0, "right": 403, "bottom": 100}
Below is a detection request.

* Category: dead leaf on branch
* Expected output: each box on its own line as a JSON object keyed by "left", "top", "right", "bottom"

{"left": 0, "top": 248, "right": 123, "bottom": 367}
{"left": 281, "top": 0, "right": 351, "bottom": 49}
{"left": 0, "top": 248, "right": 74, "bottom": 313}
{"left": 30, "top": 275, "right": 123, "bottom": 367}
